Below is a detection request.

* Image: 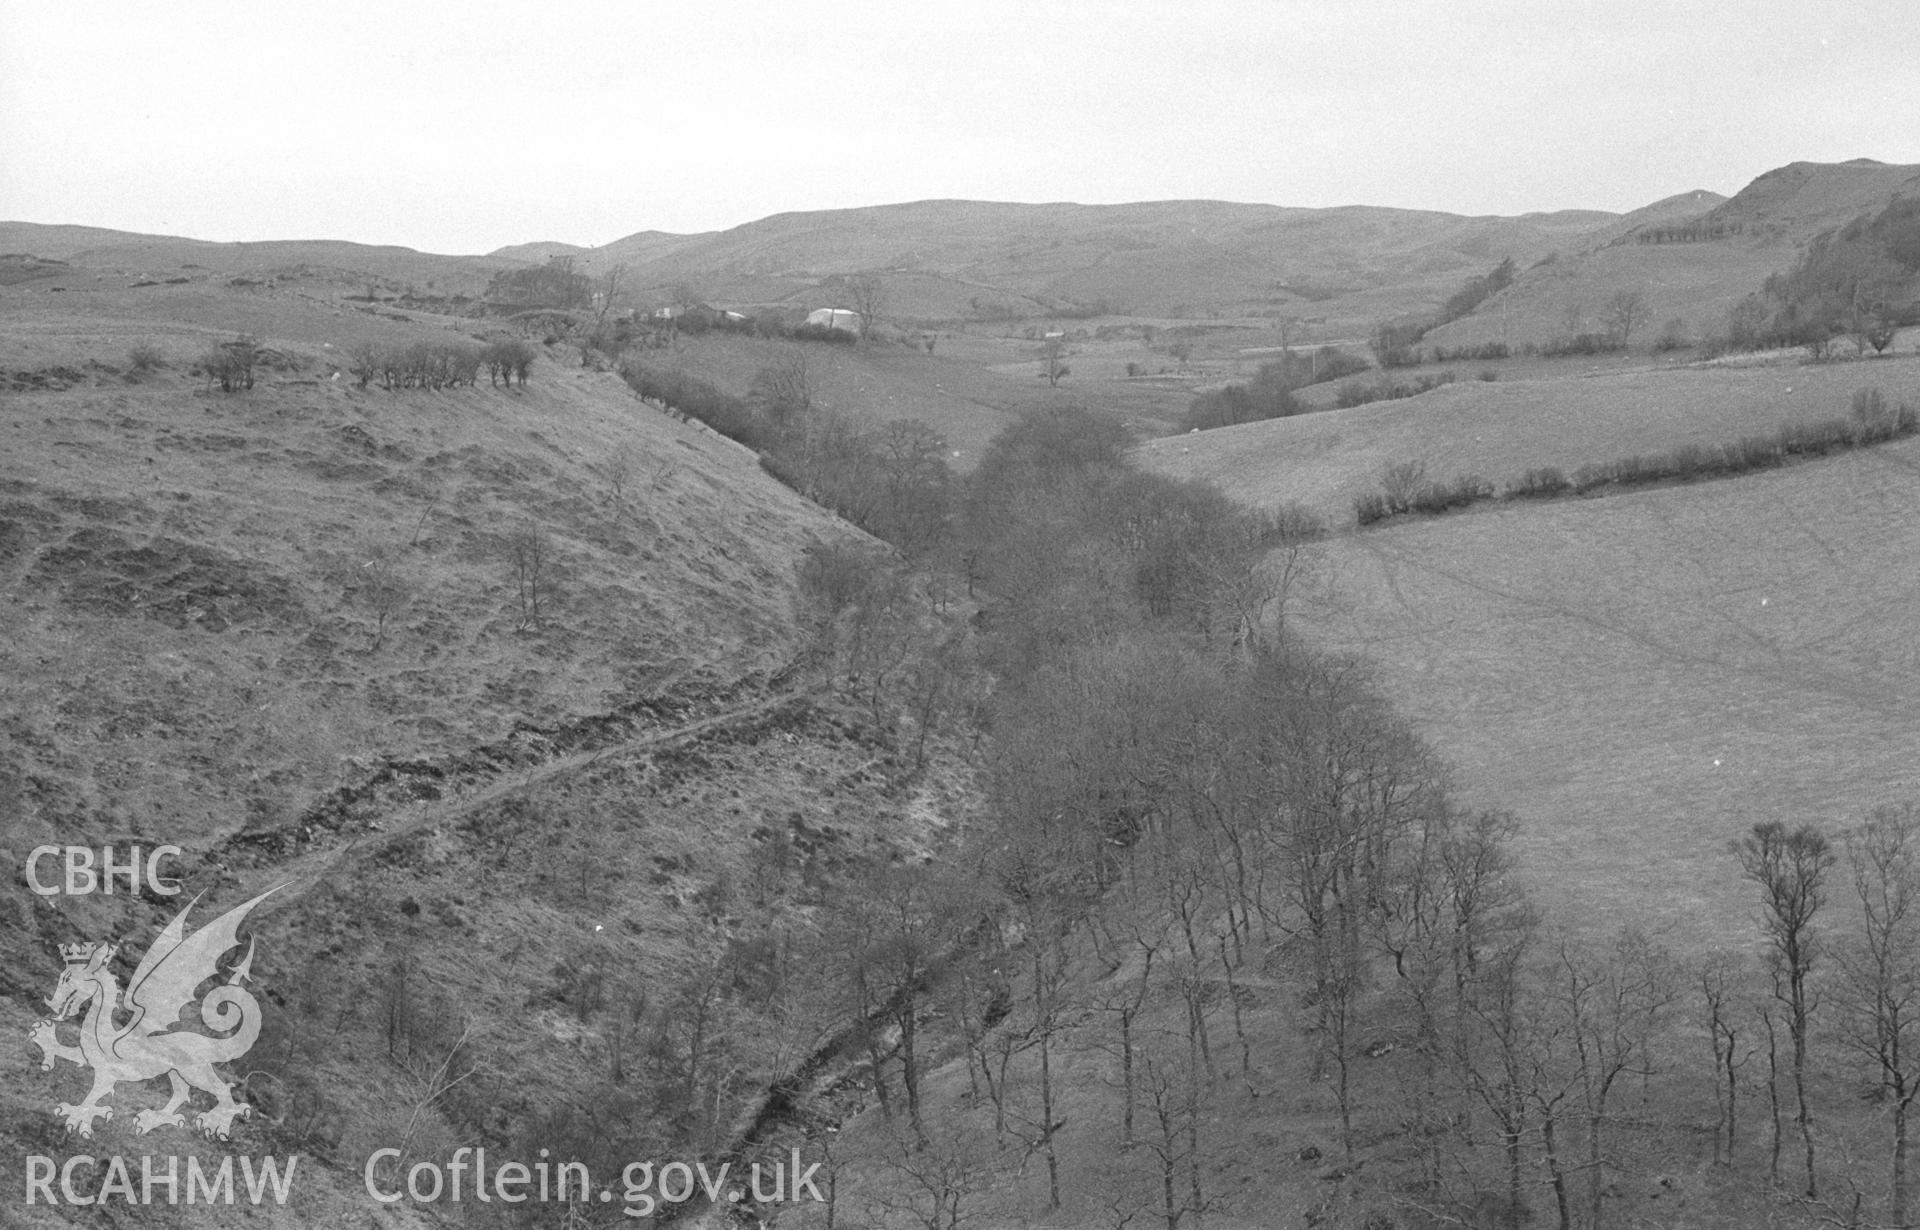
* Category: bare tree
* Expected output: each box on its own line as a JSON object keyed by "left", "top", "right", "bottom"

{"left": 1088, "top": 893, "right": 1173, "bottom": 1151}
{"left": 1699, "top": 950, "right": 1757, "bottom": 1167}
{"left": 844, "top": 271, "right": 886, "bottom": 340}
{"left": 357, "top": 542, "right": 411, "bottom": 652}
{"left": 1380, "top": 460, "right": 1428, "bottom": 515}
{"left": 874, "top": 418, "right": 952, "bottom": 554}
{"left": 834, "top": 863, "right": 974, "bottom": 1143}
{"left": 506, "top": 522, "right": 553, "bottom": 632}
{"left": 1834, "top": 803, "right": 1920, "bottom": 1227}
{"left": 592, "top": 263, "right": 630, "bottom": 332}
{"left": 600, "top": 444, "right": 640, "bottom": 527}
{"left": 749, "top": 349, "right": 813, "bottom": 436}
{"left": 1550, "top": 927, "right": 1680, "bottom": 1230}
{"left": 865, "top": 1116, "right": 1010, "bottom": 1230}
{"left": 1736, "top": 821, "right": 1835, "bottom": 1198}
{"left": 1846, "top": 276, "right": 1902, "bottom": 357}
{"left": 346, "top": 340, "right": 383, "bottom": 389}
{"left": 1135, "top": 1041, "right": 1213, "bottom": 1230}
{"left": 1603, "top": 289, "right": 1650, "bottom": 346}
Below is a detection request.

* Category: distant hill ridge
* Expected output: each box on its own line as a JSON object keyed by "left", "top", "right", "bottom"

{"left": 1421, "top": 158, "right": 1920, "bottom": 348}
{"left": 9, "top": 158, "right": 1918, "bottom": 325}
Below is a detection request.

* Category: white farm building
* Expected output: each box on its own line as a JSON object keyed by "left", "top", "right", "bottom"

{"left": 805, "top": 307, "right": 861, "bottom": 334}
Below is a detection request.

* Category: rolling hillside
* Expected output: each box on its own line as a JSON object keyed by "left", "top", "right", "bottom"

{"left": 600, "top": 197, "right": 1634, "bottom": 322}
{"left": 14, "top": 159, "right": 1910, "bottom": 345}
{"left": 1140, "top": 322, "right": 1920, "bottom": 952}
{"left": 0, "top": 222, "right": 520, "bottom": 295}
{"left": 1427, "top": 159, "right": 1920, "bottom": 348}
{"left": 0, "top": 276, "right": 979, "bottom": 1228}
{"left": 1290, "top": 436, "right": 1920, "bottom": 949}
{"left": 9, "top": 155, "right": 1920, "bottom": 1228}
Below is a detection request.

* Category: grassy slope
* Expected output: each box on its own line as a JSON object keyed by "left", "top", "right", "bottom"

{"left": 613, "top": 198, "right": 1621, "bottom": 323}
{"left": 1292, "top": 436, "right": 1920, "bottom": 949}
{"left": 1428, "top": 160, "right": 1920, "bottom": 349}
{"left": 0, "top": 279, "right": 976, "bottom": 1226}
{"left": 1139, "top": 348, "right": 1920, "bottom": 941}
{"left": 1140, "top": 354, "right": 1920, "bottom": 522}
{"left": 1425, "top": 234, "right": 1780, "bottom": 347}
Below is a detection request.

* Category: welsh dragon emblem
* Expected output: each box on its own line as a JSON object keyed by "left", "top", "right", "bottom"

{"left": 28, "top": 886, "right": 281, "bottom": 1139}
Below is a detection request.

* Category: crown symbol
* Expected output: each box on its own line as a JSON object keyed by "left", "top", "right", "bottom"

{"left": 60, "top": 942, "right": 97, "bottom": 965}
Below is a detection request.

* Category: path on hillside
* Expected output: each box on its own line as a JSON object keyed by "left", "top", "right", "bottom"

{"left": 218, "top": 671, "right": 820, "bottom": 920}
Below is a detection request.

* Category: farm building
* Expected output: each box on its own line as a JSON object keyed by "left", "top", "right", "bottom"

{"left": 805, "top": 307, "right": 861, "bottom": 333}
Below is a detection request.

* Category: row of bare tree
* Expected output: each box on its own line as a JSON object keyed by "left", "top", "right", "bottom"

{"left": 789, "top": 407, "right": 1920, "bottom": 1230}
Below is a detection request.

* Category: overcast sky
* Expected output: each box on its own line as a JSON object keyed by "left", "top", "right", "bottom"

{"left": 4, "top": 1, "right": 1917, "bottom": 254}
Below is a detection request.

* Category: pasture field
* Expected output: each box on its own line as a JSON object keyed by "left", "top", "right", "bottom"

{"left": 630, "top": 328, "right": 1199, "bottom": 462}
{"left": 1292, "top": 436, "right": 1920, "bottom": 948}
{"left": 1141, "top": 352, "right": 1920, "bottom": 522}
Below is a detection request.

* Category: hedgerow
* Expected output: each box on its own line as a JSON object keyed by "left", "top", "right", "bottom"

{"left": 1540, "top": 332, "right": 1628, "bottom": 359}
{"left": 1353, "top": 390, "right": 1918, "bottom": 527}
{"left": 1333, "top": 371, "right": 1456, "bottom": 409}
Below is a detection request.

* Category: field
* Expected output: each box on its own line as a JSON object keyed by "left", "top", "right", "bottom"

{"left": 617, "top": 326, "right": 1209, "bottom": 461}
{"left": 1281, "top": 432, "right": 1920, "bottom": 950}
{"left": 1142, "top": 352, "right": 1920, "bottom": 522}
{"left": 1134, "top": 341, "right": 1920, "bottom": 946}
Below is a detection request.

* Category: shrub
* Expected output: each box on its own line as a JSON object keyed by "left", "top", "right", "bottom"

{"left": 1776, "top": 417, "right": 1853, "bottom": 456}
{"left": 351, "top": 340, "right": 492, "bottom": 390}
{"left": 1353, "top": 491, "right": 1390, "bottom": 526}
{"left": 1409, "top": 474, "right": 1491, "bottom": 515}
{"left": 1185, "top": 348, "right": 1376, "bottom": 431}
{"left": 1725, "top": 435, "right": 1783, "bottom": 472}
{"left": 1438, "top": 258, "right": 1516, "bottom": 326}
{"left": 1291, "top": 346, "right": 1370, "bottom": 385}
{"left": 1380, "top": 461, "right": 1428, "bottom": 514}
{"left": 1334, "top": 371, "right": 1457, "bottom": 409}
{"left": 1370, "top": 321, "right": 1429, "bottom": 368}
{"left": 199, "top": 334, "right": 259, "bottom": 392}
{"left": 620, "top": 362, "right": 762, "bottom": 448}
{"left": 1505, "top": 467, "right": 1569, "bottom": 499}
{"left": 346, "top": 341, "right": 381, "bottom": 388}
{"left": 1431, "top": 342, "right": 1510, "bottom": 363}
{"left": 797, "top": 542, "right": 891, "bottom": 618}
{"left": 481, "top": 339, "right": 536, "bottom": 387}
{"left": 1668, "top": 443, "right": 1717, "bottom": 479}
{"left": 1652, "top": 318, "right": 1692, "bottom": 352}
{"left": 749, "top": 353, "right": 813, "bottom": 435}
{"left": 1185, "top": 377, "right": 1302, "bottom": 430}
{"left": 1851, "top": 387, "right": 1897, "bottom": 442}
{"left": 128, "top": 343, "right": 165, "bottom": 372}
{"left": 1541, "top": 332, "right": 1627, "bottom": 358}
{"left": 1479, "top": 368, "right": 1499, "bottom": 382}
